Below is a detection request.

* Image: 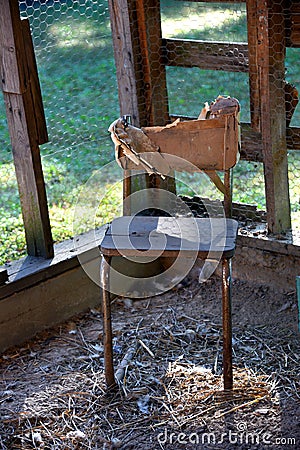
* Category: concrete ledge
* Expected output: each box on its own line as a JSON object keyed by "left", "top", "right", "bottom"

{"left": 0, "top": 265, "right": 100, "bottom": 352}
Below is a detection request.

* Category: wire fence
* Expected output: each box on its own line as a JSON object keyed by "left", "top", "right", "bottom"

{"left": 0, "top": 0, "right": 299, "bottom": 265}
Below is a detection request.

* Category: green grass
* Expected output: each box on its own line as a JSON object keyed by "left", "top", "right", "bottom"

{"left": 0, "top": 0, "right": 299, "bottom": 264}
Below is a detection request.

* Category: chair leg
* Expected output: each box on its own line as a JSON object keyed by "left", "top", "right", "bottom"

{"left": 100, "top": 255, "right": 116, "bottom": 389}
{"left": 222, "top": 257, "right": 233, "bottom": 389}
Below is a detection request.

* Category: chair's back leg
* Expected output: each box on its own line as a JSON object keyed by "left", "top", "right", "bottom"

{"left": 123, "top": 170, "right": 132, "bottom": 215}
{"left": 223, "top": 169, "right": 232, "bottom": 218}
{"left": 100, "top": 255, "right": 116, "bottom": 389}
{"left": 222, "top": 257, "right": 233, "bottom": 389}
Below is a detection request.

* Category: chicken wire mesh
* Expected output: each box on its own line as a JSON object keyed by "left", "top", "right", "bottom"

{"left": 0, "top": 0, "right": 299, "bottom": 265}
{"left": 159, "top": 0, "right": 299, "bottom": 236}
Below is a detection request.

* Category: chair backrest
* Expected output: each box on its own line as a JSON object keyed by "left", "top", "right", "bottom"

{"left": 143, "top": 110, "right": 240, "bottom": 218}
{"left": 110, "top": 97, "right": 240, "bottom": 218}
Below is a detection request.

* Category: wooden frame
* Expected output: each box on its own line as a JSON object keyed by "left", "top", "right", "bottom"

{"left": 109, "top": 0, "right": 296, "bottom": 233}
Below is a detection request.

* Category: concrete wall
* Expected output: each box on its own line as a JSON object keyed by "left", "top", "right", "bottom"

{"left": 0, "top": 265, "right": 100, "bottom": 352}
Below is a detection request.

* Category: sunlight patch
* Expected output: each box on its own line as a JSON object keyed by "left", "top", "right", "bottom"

{"left": 162, "top": 8, "right": 245, "bottom": 39}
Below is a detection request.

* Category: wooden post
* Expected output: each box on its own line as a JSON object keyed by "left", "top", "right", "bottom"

{"left": 108, "top": 0, "right": 173, "bottom": 213}
{"left": 246, "top": 0, "right": 261, "bottom": 132}
{"left": 0, "top": 0, "right": 53, "bottom": 258}
{"left": 109, "top": 0, "right": 169, "bottom": 127}
{"left": 107, "top": 0, "right": 140, "bottom": 126}
{"left": 247, "top": 0, "right": 291, "bottom": 233}
{"left": 134, "top": 0, "right": 176, "bottom": 194}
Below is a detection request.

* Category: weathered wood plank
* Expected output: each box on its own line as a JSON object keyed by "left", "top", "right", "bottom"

{"left": 0, "top": 0, "right": 28, "bottom": 94}
{"left": 101, "top": 216, "right": 238, "bottom": 258}
{"left": 143, "top": 115, "right": 239, "bottom": 171}
{"left": 4, "top": 93, "right": 53, "bottom": 257}
{"left": 163, "top": 39, "right": 248, "bottom": 73}
{"left": 1, "top": 0, "right": 53, "bottom": 258}
{"left": 246, "top": 0, "right": 261, "bottom": 131}
{"left": 169, "top": 114, "right": 300, "bottom": 159}
{"left": 0, "top": 225, "right": 107, "bottom": 300}
{"left": 110, "top": 0, "right": 168, "bottom": 127}
{"left": 108, "top": 0, "right": 141, "bottom": 213}
{"left": 135, "top": 0, "right": 169, "bottom": 126}
{"left": 257, "top": 0, "right": 291, "bottom": 233}
{"left": 0, "top": 265, "right": 101, "bottom": 352}
{"left": 108, "top": 0, "right": 172, "bottom": 211}
{"left": 21, "top": 18, "right": 48, "bottom": 145}
{"left": 108, "top": 0, "right": 140, "bottom": 125}
{"left": 135, "top": 0, "right": 174, "bottom": 192}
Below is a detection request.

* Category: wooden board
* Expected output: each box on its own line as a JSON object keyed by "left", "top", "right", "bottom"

{"left": 21, "top": 18, "right": 48, "bottom": 145}
{"left": 108, "top": 0, "right": 140, "bottom": 125}
{"left": 164, "top": 38, "right": 248, "bottom": 73}
{"left": 288, "top": 2, "right": 300, "bottom": 47}
{"left": 100, "top": 216, "right": 238, "bottom": 258}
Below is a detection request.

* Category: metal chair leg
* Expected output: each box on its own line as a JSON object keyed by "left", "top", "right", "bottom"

{"left": 100, "top": 255, "right": 116, "bottom": 389}
{"left": 222, "top": 257, "right": 233, "bottom": 389}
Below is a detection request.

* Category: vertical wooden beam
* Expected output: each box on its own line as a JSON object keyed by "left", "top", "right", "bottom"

{"left": 108, "top": 0, "right": 169, "bottom": 127}
{"left": 250, "top": 0, "right": 291, "bottom": 233}
{"left": 109, "top": 0, "right": 172, "bottom": 213}
{"left": 134, "top": 0, "right": 174, "bottom": 193}
{"left": 21, "top": 18, "right": 48, "bottom": 145}
{"left": 108, "top": 0, "right": 140, "bottom": 126}
{"left": 135, "top": 0, "right": 169, "bottom": 126}
{"left": 246, "top": 0, "right": 261, "bottom": 132}
{"left": 0, "top": 0, "right": 53, "bottom": 258}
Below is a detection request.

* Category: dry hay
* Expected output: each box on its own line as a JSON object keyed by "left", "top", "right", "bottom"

{"left": 0, "top": 276, "right": 299, "bottom": 449}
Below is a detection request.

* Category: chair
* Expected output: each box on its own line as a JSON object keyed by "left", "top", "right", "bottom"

{"left": 100, "top": 97, "right": 240, "bottom": 390}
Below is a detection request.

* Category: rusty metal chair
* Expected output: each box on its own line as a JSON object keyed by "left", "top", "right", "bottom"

{"left": 100, "top": 98, "right": 240, "bottom": 390}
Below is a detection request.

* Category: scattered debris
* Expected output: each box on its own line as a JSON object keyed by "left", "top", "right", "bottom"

{"left": 0, "top": 277, "right": 299, "bottom": 449}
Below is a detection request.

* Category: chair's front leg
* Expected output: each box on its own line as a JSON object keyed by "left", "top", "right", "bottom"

{"left": 100, "top": 255, "right": 116, "bottom": 389}
{"left": 222, "top": 257, "right": 233, "bottom": 390}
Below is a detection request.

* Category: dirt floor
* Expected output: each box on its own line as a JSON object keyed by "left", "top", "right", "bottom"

{"left": 0, "top": 275, "right": 299, "bottom": 449}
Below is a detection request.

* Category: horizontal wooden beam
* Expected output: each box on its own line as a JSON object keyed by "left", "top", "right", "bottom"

{"left": 287, "top": 2, "right": 300, "bottom": 47}
{"left": 0, "top": 0, "right": 53, "bottom": 258}
{"left": 172, "top": 1, "right": 299, "bottom": 48}
{"left": 168, "top": 116, "right": 300, "bottom": 161}
{"left": 163, "top": 38, "right": 249, "bottom": 72}
{"left": 241, "top": 125, "right": 300, "bottom": 162}
{"left": 0, "top": 226, "right": 107, "bottom": 301}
